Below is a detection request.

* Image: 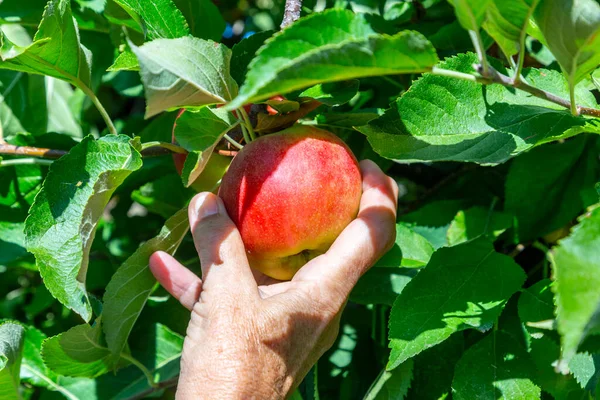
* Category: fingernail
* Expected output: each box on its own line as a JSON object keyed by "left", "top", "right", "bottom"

{"left": 193, "top": 193, "right": 219, "bottom": 219}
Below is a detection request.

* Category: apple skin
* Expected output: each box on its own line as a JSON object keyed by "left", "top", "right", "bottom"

{"left": 219, "top": 125, "right": 362, "bottom": 280}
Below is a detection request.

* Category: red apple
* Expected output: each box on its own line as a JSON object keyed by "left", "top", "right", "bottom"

{"left": 219, "top": 125, "right": 362, "bottom": 280}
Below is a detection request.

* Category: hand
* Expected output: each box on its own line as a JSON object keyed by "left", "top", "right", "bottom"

{"left": 149, "top": 160, "right": 398, "bottom": 399}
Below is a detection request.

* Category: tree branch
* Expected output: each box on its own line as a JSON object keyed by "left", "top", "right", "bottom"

{"left": 0, "top": 143, "right": 239, "bottom": 161}
{"left": 281, "top": 0, "right": 303, "bottom": 28}
{"left": 432, "top": 65, "right": 600, "bottom": 118}
{"left": 0, "top": 143, "right": 67, "bottom": 159}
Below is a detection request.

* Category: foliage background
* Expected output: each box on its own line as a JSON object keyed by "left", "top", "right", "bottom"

{"left": 1, "top": 0, "right": 600, "bottom": 399}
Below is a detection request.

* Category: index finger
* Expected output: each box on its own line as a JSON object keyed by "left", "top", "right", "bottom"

{"left": 293, "top": 160, "right": 398, "bottom": 295}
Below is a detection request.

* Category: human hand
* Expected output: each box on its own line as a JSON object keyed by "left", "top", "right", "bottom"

{"left": 149, "top": 160, "right": 398, "bottom": 399}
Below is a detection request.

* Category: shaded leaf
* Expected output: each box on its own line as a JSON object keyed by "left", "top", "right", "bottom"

{"left": 230, "top": 30, "right": 274, "bottom": 87}
{"left": 227, "top": 9, "right": 438, "bottom": 109}
{"left": 131, "top": 37, "right": 238, "bottom": 118}
{"left": 407, "top": 333, "right": 465, "bottom": 400}
{"left": 388, "top": 239, "right": 526, "bottom": 369}
{"left": 452, "top": 331, "right": 541, "bottom": 400}
{"left": 505, "top": 136, "right": 598, "bottom": 241}
{"left": 518, "top": 279, "right": 555, "bottom": 337}
{"left": 41, "top": 320, "right": 113, "bottom": 378}
{"left": 359, "top": 54, "right": 600, "bottom": 164}
{"left": 351, "top": 268, "right": 415, "bottom": 306}
{"left": 173, "top": 0, "right": 225, "bottom": 41}
{"left": 483, "top": 0, "right": 541, "bottom": 57}
{"left": 534, "top": 0, "right": 600, "bottom": 86}
{"left": 298, "top": 80, "right": 359, "bottom": 107}
{"left": 103, "top": 208, "right": 189, "bottom": 361}
{"left": 529, "top": 336, "right": 589, "bottom": 400}
{"left": 365, "top": 360, "right": 414, "bottom": 400}
{"left": 25, "top": 135, "right": 143, "bottom": 322}
{"left": 447, "top": 0, "right": 490, "bottom": 31}
{"left": 446, "top": 206, "right": 513, "bottom": 246}
{"left": 0, "top": 321, "right": 25, "bottom": 400}
{"left": 552, "top": 205, "right": 600, "bottom": 366}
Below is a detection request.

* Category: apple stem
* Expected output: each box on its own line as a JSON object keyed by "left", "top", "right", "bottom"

{"left": 238, "top": 107, "right": 256, "bottom": 141}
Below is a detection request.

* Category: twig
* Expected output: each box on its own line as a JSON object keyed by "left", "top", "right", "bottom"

{"left": 218, "top": 149, "right": 239, "bottom": 157}
{"left": 281, "top": 0, "right": 303, "bottom": 28}
{"left": 223, "top": 134, "right": 244, "bottom": 150}
{"left": 0, "top": 143, "right": 67, "bottom": 159}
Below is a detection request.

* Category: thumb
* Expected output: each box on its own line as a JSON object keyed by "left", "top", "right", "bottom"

{"left": 188, "top": 192, "right": 257, "bottom": 295}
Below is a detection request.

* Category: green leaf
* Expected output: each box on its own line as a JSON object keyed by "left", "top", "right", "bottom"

{"left": 350, "top": 268, "right": 415, "bottom": 306}
{"left": 41, "top": 320, "right": 113, "bottom": 378}
{"left": 230, "top": 30, "right": 274, "bottom": 87}
{"left": 483, "top": 0, "right": 540, "bottom": 57}
{"left": 227, "top": 9, "right": 438, "bottom": 109}
{"left": 111, "top": 0, "right": 189, "bottom": 40}
{"left": 131, "top": 37, "right": 238, "bottom": 118}
{"left": 446, "top": 206, "right": 513, "bottom": 246}
{"left": 452, "top": 331, "right": 541, "bottom": 400}
{"left": 364, "top": 360, "right": 414, "bottom": 400}
{"left": 0, "top": 221, "right": 27, "bottom": 265}
{"left": 0, "top": 0, "right": 92, "bottom": 89}
{"left": 407, "top": 333, "right": 465, "bottom": 400}
{"left": 131, "top": 174, "right": 193, "bottom": 218}
{"left": 529, "top": 336, "right": 589, "bottom": 400}
{"left": 360, "top": 53, "right": 600, "bottom": 164}
{"left": 172, "top": 0, "right": 225, "bottom": 41}
{"left": 173, "top": 107, "right": 237, "bottom": 187}
{"left": 400, "top": 200, "right": 468, "bottom": 250}
{"left": 534, "top": 0, "right": 600, "bottom": 86}
{"left": 315, "top": 111, "right": 381, "bottom": 129}
{"left": 297, "top": 80, "right": 359, "bottom": 107}
{"left": 375, "top": 223, "right": 434, "bottom": 268}
{"left": 107, "top": 48, "right": 139, "bottom": 72}
{"left": 569, "top": 352, "right": 600, "bottom": 393}
{"left": 518, "top": 279, "right": 555, "bottom": 336}
{"left": 0, "top": 0, "right": 47, "bottom": 24}
{"left": 20, "top": 326, "right": 58, "bottom": 389}
{"left": 387, "top": 239, "right": 526, "bottom": 369}
{"left": 0, "top": 322, "right": 25, "bottom": 400}
{"left": 552, "top": 205, "right": 600, "bottom": 367}
{"left": 25, "top": 135, "right": 143, "bottom": 322}
{"left": 103, "top": 208, "right": 189, "bottom": 361}
{"left": 447, "top": 0, "right": 490, "bottom": 31}
{"left": 505, "top": 136, "right": 597, "bottom": 241}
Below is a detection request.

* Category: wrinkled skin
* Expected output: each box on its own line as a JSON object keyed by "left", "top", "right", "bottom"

{"left": 150, "top": 160, "right": 398, "bottom": 399}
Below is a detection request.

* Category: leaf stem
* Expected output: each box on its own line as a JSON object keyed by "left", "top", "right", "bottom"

{"left": 238, "top": 107, "right": 256, "bottom": 141}
{"left": 80, "top": 86, "right": 118, "bottom": 135}
{"left": 431, "top": 67, "right": 482, "bottom": 82}
{"left": 140, "top": 141, "right": 187, "bottom": 154}
{"left": 239, "top": 120, "right": 252, "bottom": 144}
{"left": 569, "top": 84, "right": 579, "bottom": 116}
{"left": 120, "top": 353, "right": 158, "bottom": 388}
{"left": 223, "top": 134, "right": 244, "bottom": 150}
{"left": 1, "top": 158, "right": 54, "bottom": 167}
{"left": 468, "top": 30, "right": 489, "bottom": 76}
{"left": 513, "top": 36, "right": 526, "bottom": 85}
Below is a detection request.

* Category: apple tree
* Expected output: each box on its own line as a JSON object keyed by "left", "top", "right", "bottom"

{"left": 1, "top": 0, "right": 600, "bottom": 398}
